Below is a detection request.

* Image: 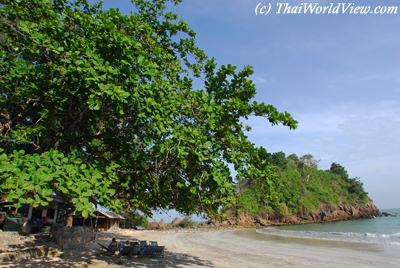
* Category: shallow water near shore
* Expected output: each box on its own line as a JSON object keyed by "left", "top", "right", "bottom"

{"left": 236, "top": 228, "right": 384, "bottom": 252}
{"left": 238, "top": 208, "right": 400, "bottom": 259}
{"left": 276, "top": 208, "right": 400, "bottom": 235}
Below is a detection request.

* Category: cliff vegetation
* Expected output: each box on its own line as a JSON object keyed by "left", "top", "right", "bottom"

{"left": 234, "top": 150, "right": 372, "bottom": 222}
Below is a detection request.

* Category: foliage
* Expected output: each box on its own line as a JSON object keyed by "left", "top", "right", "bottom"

{"left": 236, "top": 147, "right": 285, "bottom": 215}
{"left": 299, "top": 154, "right": 319, "bottom": 168}
{"left": 0, "top": 0, "right": 297, "bottom": 217}
{"left": 0, "top": 149, "right": 120, "bottom": 217}
{"left": 329, "top": 162, "right": 349, "bottom": 180}
{"left": 269, "top": 151, "right": 288, "bottom": 169}
{"left": 124, "top": 211, "right": 149, "bottom": 228}
{"left": 347, "top": 177, "right": 368, "bottom": 201}
{"left": 237, "top": 153, "right": 369, "bottom": 217}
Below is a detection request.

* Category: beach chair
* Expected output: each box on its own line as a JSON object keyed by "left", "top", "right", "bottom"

{"left": 97, "top": 242, "right": 116, "bottom": 255}
{"left": 130, "top": 242, "right": 141, "bottom": 256}
{"left": 120, "top": 241, "right": 131, "bottom": 256}
{"left": 97, "top": 238, "right": 120, "bottom": 255}
{"left": 150, "top": 241, "right": 165, "bottom": 257}
{"left": 140, "top": 240, "right": 165, "bottom": 257}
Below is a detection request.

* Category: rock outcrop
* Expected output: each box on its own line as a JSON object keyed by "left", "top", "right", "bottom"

{"left": 171, "top": 216, "right": 193, "bottom": 228}
{"left": 147, "top": 217, "right": 196, "bottom": 230}
{"left": 148, "top": 219, "right": 168, "bottom": 230}
{"left": 209, "top": 198, "right": 380, "bottom": 227}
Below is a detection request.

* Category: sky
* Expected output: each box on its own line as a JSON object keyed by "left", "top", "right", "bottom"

{"left": 101, "top": 0, "right": 400, "bottom": 211}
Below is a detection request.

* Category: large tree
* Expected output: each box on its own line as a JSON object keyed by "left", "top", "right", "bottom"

{"left": 0, "top": 0, "right": 297, "bottom": 217}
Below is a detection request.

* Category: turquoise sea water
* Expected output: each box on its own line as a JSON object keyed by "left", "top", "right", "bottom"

{"left": 257, "top": 209, "right": 400, "bottom": 246}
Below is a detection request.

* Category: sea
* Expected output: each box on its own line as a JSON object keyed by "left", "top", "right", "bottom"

{"left": 256, "top": 208, "right": 400, "bottom": 247}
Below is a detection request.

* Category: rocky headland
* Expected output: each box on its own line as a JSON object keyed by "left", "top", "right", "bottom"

{"left": 207, "top": 198, "right": 381, "bottom": 228}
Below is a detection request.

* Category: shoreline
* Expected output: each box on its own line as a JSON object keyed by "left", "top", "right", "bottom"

{"left": 153, "top": 211, "right": 384, "bottom": 232}
{"left": 100, "top": 228, "right": 399, "bottom": 267}
{"left": 3, "top": 227, "right": 398, "bottom": 267}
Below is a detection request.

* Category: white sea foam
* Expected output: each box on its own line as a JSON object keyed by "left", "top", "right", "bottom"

{"left": 256, "top": 227, "right": 400, "bottom": 246}
{"left": 364, "top": 233, "right": 377, "bottom": 238}
{"left": 390, "top": 232, "right": 400, "bottom": 238}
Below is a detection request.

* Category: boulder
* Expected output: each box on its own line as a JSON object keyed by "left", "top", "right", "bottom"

{"left": 158, "top": 219, "right": 167, "bottom": 229}
{"left": 171, "top": 217, "right": 185, "bottom": 227}
{"left": 171, "top": 216, "right": 192, "bottom": 228}
{"left": 236, "top": 213, "right": 256, "bottom": 227}
{"left": 254, "top": 216, "right": 270, "bottom": 226}
{"left": 298, "top": 211, "right": 312, "bottom": 221}
{"left": 282, "top": 215, "right": 300, "bottom": 225}
{"left": 147, "top": 221, "right": 160, "bottom": 230}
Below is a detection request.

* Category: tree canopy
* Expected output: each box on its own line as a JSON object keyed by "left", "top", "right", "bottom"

{"left": 0, "top": 0, "right": 297, "bottom": 217}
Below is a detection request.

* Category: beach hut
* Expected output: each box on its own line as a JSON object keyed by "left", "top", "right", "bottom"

{"left": 95, "top": 206, "right": 125, "bottom": 230}
{"left": 71, "top": 205, "right": 125, "bottom": 230}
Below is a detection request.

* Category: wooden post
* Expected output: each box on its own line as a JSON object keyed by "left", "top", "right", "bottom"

{"left": 94, "top": 204, "right": 98, "bottom": 240}
{"left": 53, "top": 202, "right": 58, "bottom": 223}
{"left": 41, "top": 208, "right": 47, "bottom": 218}
{"left": 66, "top": 214, "right": 73, "bottom": 227}
{"left": 27, "top": 206, "right": 33, "bottom": 220}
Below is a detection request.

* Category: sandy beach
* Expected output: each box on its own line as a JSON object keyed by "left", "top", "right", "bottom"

{"left": 2, "top": 228, "right": 398, "bottom": 267}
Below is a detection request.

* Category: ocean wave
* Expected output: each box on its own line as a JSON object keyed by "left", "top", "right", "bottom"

{"left": 390, "top": 232, "right": 400, "bottom": 238}
{"left": 364, "top": 232, "right": 377, "bottom": 238}
{"left": 256, "top": 227, "right": 400, "bottom": 246}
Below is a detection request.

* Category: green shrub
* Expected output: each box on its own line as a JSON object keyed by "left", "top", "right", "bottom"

{"left": 274, "top": 203, "right": 289, "bottom": 216}
{"left": 236, "top": 153, "right": 370, "bottom": 217}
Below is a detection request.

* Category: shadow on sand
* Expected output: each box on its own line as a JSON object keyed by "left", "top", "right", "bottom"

{"left": 1, "top": 232, "right": 215, "bottom": 268}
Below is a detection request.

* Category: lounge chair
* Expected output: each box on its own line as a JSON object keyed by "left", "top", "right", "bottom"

{"left": 140, "top": 240, "right": 165, "bottom": 257}
{"left": 120, "top": 241, "right": 131, "bottom": 256}
{"left": 98, "top": 239, "right": 164, "bottom": 258}
{"left": 130, "top": 243, "right": 141, "bottom": 256}
{"left": 97, "top": 242, "right": 116, "bottom": 255}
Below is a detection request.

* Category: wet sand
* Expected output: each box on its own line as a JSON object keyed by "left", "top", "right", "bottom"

{"left": 1, "top": 228, "right": 399, "bottom": 267}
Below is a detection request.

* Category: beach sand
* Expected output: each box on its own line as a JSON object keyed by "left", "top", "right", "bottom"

{"left": 2, "top": 228, "right": 399, "bottom": 267}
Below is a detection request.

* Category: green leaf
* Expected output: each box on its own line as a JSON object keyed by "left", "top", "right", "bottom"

{"left": 0, "top": 0, "right": 297, "bottom": 218}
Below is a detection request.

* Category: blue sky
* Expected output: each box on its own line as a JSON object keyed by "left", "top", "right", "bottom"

{"left": 102, "top": 0, "right": 400, "bottom": 210}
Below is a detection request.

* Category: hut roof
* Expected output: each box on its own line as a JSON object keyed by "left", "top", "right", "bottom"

{"left": 96, "top": 205, "right": 125, "bottom": 219}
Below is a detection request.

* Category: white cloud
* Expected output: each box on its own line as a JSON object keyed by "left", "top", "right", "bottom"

{"left": 246, "top": 100, "right": 400, "bottom": 208}
{"left": 252, "top": 74, "right": 268, "bottom": 84}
